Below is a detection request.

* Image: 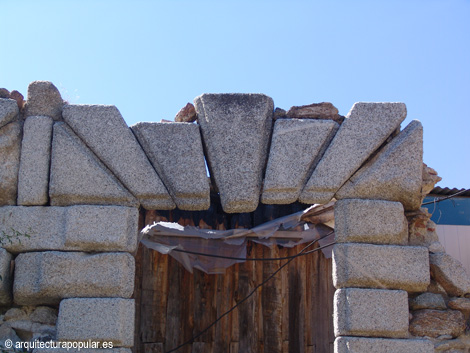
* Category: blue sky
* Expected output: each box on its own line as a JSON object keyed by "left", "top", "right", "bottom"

{"left": 1, "top": 0, "right": 469, "bottom": 189}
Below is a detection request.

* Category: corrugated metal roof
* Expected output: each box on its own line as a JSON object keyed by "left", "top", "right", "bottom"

{"left": 429, "top": 187, "right": 470, "bottom": 197}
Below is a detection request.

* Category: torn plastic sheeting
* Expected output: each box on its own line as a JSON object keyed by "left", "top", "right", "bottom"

{"left": 140, "top": 208, "right": 335, "bottom": 274}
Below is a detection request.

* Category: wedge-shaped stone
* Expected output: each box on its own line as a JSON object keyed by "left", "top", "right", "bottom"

{"left": 14, "top": 252, "right": 135, "bottom": 305}
{"left": 132, "top": 122, "right": 210, "bottom": 210}
{"left": 336, "top": 120, "right": 423, "bottom": 210}
{"left": 0, "top": 98, "right": 19, "bottom": 128}
{"left": 335, "top": 337, "right": 433, "bottom": 353}
{"left": 0, "top": 206, "right": 138, "bottom": 253}
{"left": 194, "top": 93, "right": 274, "bottom": 213}
{"left": 334, "top": 288, "right": 409, "bottom": 338}
{"left": 0, "top": 249, "right": 13, "bottom": 305}
{"left": 17, "top": 116, "right": 54, "bottom": 205}
{"left": 261, "top": 119, "right": 338, "bottom": 204}
{"left": 300, "top": 102, "right": 406, "bottom": 204}
{"left": 335, "top": 199, "right": 408, "bottom": 245}
{"left": 0, "top": 121, "right": 22, "bottom": 206}
{"left": 430, "top": 252, "right": 470, "bottom": 296}
{"left": 57, "top": 298, "right": 134, "bottom": 347}
{"left": 333, "top": 243, "right": 429, "bottom": 292}
{"left": 62, "top": 105, "right": 174, "bottom": 210}
{"left": 49, "top": 122, "right": 138, "bottom": 207}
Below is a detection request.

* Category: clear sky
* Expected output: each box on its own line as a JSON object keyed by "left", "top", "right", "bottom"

{"left": 1, "top": 0, "right": 469, "bottom": 189}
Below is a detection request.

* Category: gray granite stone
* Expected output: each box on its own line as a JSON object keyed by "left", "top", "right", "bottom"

{"left": 30, "top": 306, "right": 58, "bottom": 325}
{"left": 334, "top": 288, "right": 409, "bottom": 338}
{"left": 335, "top": 337, "right": 433, "bottom": 353}
{"left": 14, "top": 251, "right": 134, "bottom": 305}
{"left": 300, "top": 102, "right": 406, "bottom": 204}
{"left": 56, "top": 298, "right": 134, "bottom": 347}
{"left": 430, "top": 252, "right": 470, "bottom": 296}
{"left": 17, "top": 116, "right": 53, "bottom": 205}
{"left": 131, "top": 122, "right": 210, "bottom": 210}
{"left": 410, "top": 292, "right": 447, "bottom": 310}
{"left": 49, "top": 122, "right": 138, "bottom": 207}
{"left": 24, "top": 81, "right": 64, "bottom": 121}
{"left": 333, "top": 243, "right": 429, "bottom": 292}
{"left": 0, "top": 98, "right": 19, "bottom": 128}
{"left": 336, "top": 120, "right": 423, "bottom": 211}
{"left": 0, "top": 249, "right": 13, "bottom": 305}
{"left": 194, "top": 93, "right": 274, "bottom": 213}
{"left": 334, "top": 199, "right": 408, "bottom": 245}
{"left": 62, "top": 104, "right": 174, "bottom": 210}
{"left": 0, "top": 121, "right": 22, "bottom": 206}
{"left": 0, "top": 206, "right": 138, "bottom": 253}
{"left": 261, "top": 119, "right": 338, "bottom": 204}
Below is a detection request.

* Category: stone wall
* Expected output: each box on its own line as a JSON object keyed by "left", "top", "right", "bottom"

{"left": 0, "top": 81, "right": 468, "bottom": 352}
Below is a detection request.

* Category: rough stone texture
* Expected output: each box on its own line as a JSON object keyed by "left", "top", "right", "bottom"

{"left": 49, "top": 122, "right": 138, "bottom": 207}
{"left": 430, "top": 252, "right": 470, "bottom": 297}
{"left": 0, "top": 98, "right": 19, "bottom": 128}
{"left": 335, "top": 336, "right": 434, "bottom": 353}
{"left": 261, "top": 119, "right": 339, "bottom": 204}
{"left": 194, "top": 93, "right": 274, "bottom": 213}
{"left": 300, "top": 102, "right": 406, "bottom": 204}
{"left": 421, "top": 163, "right": 442, "bottom": 201}
{"left": 286, "top": 102, "right": 344, "bottom": 124}
{"left": 56, "top": 298, "right": 134, "bottom": 347}
{"left": 336, "top": 120, "right": 423, "bottom": 211}
{"left": 334, "top": 288, "right": 409, "bottom": 338}
{"left": 17, "top": 116, "right": 53, "bottom": 205}
{"left": 407, "top": 208, "right": 440, "bottom": 246}
{"left": 335, "top": 199, "right": 408, "bottom": 245}
{"left": 13, "top": 251, "right": 135, "bottom": 305}
{"left": 0, "top": 249, "right": 13, "bottom": 305}
{"left": 62, "top": 104, "right": 174, "bottom": 210}
{"left": 449, "top": 298, "right": 470, "bottom": 312}
{"left": 174, "top": 102, "right": 197, "bottom": 122}
{"left": 0, "top": 88, "right": 9, "bottom": 98}
{"left": 0, "top": 121, "right": 22, "bottom": 206}
{"left": 333, "top": 243, "right": 430, "bottom": 292}
{"left": 273, "top": 107, "right": 287, "bottom": 119}
{"left": 24, "top": 81, "right": 64, "bottom": 121}
{"left": 30, "top": 307, "right": 57, "bottom": 325}
{"left": 410, "top": 309, "right": 466, "bottom": 338}
{"left": 0, "top": 206, "right": 138, "bottom": 253}
{"left": 0, "top": 323, "right": 21, "bottom": 348}
{"left": 410, "top": 292, "right": 447, "bottom": 310}
{"left": 131, "top": 122, "right": 210, "bottom": 210}
{"left": 9, "top": 90, "right": 25, "bottom": 111}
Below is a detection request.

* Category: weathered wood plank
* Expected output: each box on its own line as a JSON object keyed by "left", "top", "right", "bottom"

{"left": 143, "top": 343, "right": 164, "bottom": 353}
{"left": 262, "top": 245, "right": 282, "bottom": 353}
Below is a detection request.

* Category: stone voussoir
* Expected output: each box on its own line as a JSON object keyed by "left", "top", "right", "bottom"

{"left": 334, "top": 288, "right": 409, "bottom": 338}
{"left": 17, "top": 116, "right": 54, "bottom": 205}
{"left": 49, "top": 122, "right": 138, "bottom": 207}
{"left": 336, "top": 120, "right": 423, "bottom": 211}
{"left": 0, "top": 205, "right": 138, "bottom": 253}
{"left": 333, "top": 243, "right": 430, "bottom": 292}
{"left": 334, "top": 336, "right": 434, "bottom": 353}
{"left": 300, "top": 102, "right": 407, "bottom": 204}
{"left": 13, "top": 251, "right": 135, "bottom": 305}
{"left": 62, "top": 104, "right": 175, "bottom": 210}
{"left": 194, "top": 93, "right": 274, "bottom": 213}
{"left": 131, "top": 122, "right": 210, "bottom": 211}
{"left": 0, "top": 121, "right": 22, "bottom": 206}
{"left": 0, "top": 98, "right": 19, "bottom": 128}
{"left": 56, "top": 298, "right": 134, "bottom": 347}
{"left": 334, "top": 199, "right": 408, "bottom": 245}
{"left": 261, "top": 119, "right": 339, "bottom": 204}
